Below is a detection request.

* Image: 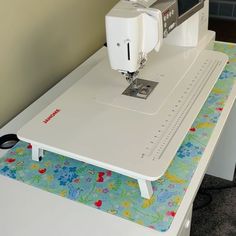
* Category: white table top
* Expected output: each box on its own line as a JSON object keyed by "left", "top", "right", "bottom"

{"left": 17, "top": 44, "right": 227, "bottom": 182}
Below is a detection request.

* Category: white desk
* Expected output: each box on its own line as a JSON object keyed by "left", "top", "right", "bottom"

{"left": 1, "top": 45, "right": 236, "bottom": 236}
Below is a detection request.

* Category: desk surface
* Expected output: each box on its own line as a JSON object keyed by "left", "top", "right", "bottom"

{"left": 0, "top": 42, "right": 236, "bottom": 236}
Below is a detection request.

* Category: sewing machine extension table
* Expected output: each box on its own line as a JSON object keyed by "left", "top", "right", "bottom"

{"left": 17, "top": 40, "right": 228, "bottom": 199}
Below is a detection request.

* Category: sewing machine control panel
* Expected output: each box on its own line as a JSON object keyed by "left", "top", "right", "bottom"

{"left": 151, "top": 0, "right": 178, "bottom": 37}
{"left": 162, "top": 3, "right": 178, "bottom": 37}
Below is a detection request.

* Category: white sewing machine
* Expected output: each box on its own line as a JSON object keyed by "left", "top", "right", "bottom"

{"left": 17, "top": 0, "right": 228, "bottom": 199}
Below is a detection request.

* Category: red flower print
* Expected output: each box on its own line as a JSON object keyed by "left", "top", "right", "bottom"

{"left": 38, "top": 168, "right": 46, "bottom": 174}
{"left": 167, "top": 211, "right": 176, "bottom": 217}
{"left": 97, "top": 172, "right": 105, "bottom": 182}
{"left": 5, "top": 158, "right": 16, "bottom": 163}
{"left": 27, "top": 144, "right": 32, "bottom": 149}
{"left": 98, "top": 172, "right": 105, "bottom": 177}
{"left": 190, "top": 127, "right": 196, "bottom": 132}
{"left": 94, "top": 200, "right": 102, "bottom": 208}
{"left": 97, "top": 176, "right": 104, "bottom": 182}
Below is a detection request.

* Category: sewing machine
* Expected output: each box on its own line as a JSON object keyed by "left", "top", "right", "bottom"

{"left": 17, "top": 0, "right": 228, "bottom": 199}
{"left": 106, "top": 0, "right": 213, "bottom": 85}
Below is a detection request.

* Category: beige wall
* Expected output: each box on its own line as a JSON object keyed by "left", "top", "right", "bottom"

{"left": 0, "top": 0, "right": 118, "bottom": 128}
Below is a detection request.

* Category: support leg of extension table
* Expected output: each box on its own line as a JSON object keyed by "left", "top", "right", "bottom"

{"left": 138, "top": 179, "right": 153, "bottom": 199}
{"left": 32, "top": 145, "right": 44, "bottom": 162}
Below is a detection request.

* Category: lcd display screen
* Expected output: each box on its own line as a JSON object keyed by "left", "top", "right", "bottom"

{"left": 178, "top": 0, "right": 201, "bottom": 16}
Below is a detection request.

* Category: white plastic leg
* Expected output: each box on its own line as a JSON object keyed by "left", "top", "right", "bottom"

{"left": 32, "top": 145, "right": 44, "bottom": 162}
{"left": 138, "top": 179, "right": 153, "bottom": 199}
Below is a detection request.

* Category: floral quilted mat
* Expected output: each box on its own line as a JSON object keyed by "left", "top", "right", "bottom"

{"left": 1, "top": 42, "right": 236, "bottom": 232}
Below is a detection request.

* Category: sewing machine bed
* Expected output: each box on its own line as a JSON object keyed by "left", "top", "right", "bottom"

{"left": 17, "top": 43, "right": 227, "bottom": 198}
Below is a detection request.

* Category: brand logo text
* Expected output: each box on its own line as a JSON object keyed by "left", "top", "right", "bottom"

{"left": 43, "top": 109, "right": 61, "bottom": 124}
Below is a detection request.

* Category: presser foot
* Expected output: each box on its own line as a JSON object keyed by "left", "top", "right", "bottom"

{"left": 124, "top": 71, "right": 139, "bottom": 84}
